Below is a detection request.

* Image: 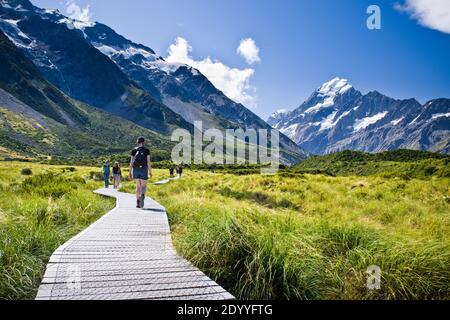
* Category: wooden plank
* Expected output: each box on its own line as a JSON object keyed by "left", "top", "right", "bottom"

{"left": 38, "top": 280, "right": 221, "bottom": 298}
{"left": 41, "top": 270, "right": 207, "bottom": 285}
{"left": 37, "top": 286, "right": 230, "bottom": 300}
{"left": 36, "top": 187, "right": 234, "bottom": 300}
{"left": 41, "top": 274, "right": 214, "bottom": 289}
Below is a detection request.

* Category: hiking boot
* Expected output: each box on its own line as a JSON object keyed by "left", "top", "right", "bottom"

{"left": 140, "top": 194, "right": 145, "bottom": 208}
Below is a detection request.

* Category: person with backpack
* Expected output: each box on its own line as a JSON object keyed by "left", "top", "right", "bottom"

{"left": 129, "top": 137, "right": 153, "bottom": 208}
{"left": 112, "top": 162, "right": 122, "bottom": 189}
{"left": 103, "top": 160, "right": 111, "bottom": 188}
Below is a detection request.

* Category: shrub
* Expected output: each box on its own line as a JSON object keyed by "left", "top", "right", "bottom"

{"left": 20, "top": 173, "right": 84, "bottom": 198}
{"left": 20, "top": 168, "right": 32, "bottom": 176}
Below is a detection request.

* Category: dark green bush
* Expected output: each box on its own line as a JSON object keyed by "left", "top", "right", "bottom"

{"left": 20, "top": 173, "right": 84, "bottom": 198}
{"left": 20, "top": 168, "right": 33, "bottom": 176}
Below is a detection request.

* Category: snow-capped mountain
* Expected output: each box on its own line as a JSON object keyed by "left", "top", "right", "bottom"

{"left": 0, "top": 29, "right": 176, "bottom": 158}
{"left": 0, "top": 0, "right": 192, "bottom": 135}
{"left": 77, "top": 18, "right": 305, "bottom": 160}
{"left": 0, "top": 0, "right": 307, "bottom": 163}
{"left": 268, "top": 77, "right": 450, "bottom": 154}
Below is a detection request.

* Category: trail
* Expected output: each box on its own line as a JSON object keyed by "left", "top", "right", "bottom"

{"left": 35, "top": 178, "right": 233, "bottom": 300}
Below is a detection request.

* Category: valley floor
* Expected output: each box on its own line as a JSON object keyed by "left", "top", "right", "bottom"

{"left": 0, "top": 161, "right": 449, "bottom": 299}
{"left": 121, "top": 168, "right": 450, "bottom": 300}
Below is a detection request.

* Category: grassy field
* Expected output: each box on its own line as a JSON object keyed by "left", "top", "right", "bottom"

{"left": 122, "top": 169, "right": 450, "bottom": 300}
{"left": 0, "top": 162, "right": 117, "bottom": 299}
{"left": 0, "top": 160, "right": 449, "bottom": 300}
{"left": 294, "top": 150, "right": 450, "bottom": 179}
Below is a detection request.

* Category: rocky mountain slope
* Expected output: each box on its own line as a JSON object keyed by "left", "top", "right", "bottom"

{"left": 0, "top": 0, "right": 191, "bottom": 135}
{"left": 0, "top": 30, "right": 174, "bottom": 159}
{"left": 268, "top": 77, "right": 450, "bottom": 154}
{"left": 0, "top": 0, "right": 307, "bottom": 164}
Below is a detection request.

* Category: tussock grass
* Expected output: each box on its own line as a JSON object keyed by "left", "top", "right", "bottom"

{"left": 121, "top": 170, "right": 450, "bottom": 300}
{"left": 1, "top": 160, "right": 448, "bottom": 300}
{"left": 0, "top": 162, "right": 115, "bottom": 300}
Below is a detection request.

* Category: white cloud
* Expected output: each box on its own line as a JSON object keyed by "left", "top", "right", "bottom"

{"left": 395, "top": 0, "right": 450, "bottom": 34}
{"left": 237, "top": 38, "right": 261, "bottom": 65}
{"left": 65, "top": 0, "right": 92, "bottom": 22}
{"left": 165, "top": 37, "right": 257, "bottom": 108}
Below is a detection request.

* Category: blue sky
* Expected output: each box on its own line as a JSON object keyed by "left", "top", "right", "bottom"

{"left": 32, "top": 0, "right": 450, "bottom": 119}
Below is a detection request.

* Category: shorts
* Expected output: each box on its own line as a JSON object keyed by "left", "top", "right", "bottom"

{"left": 113, "top": 174, "right": 121, "bottom": 178}
{"left": 133, "top": 167, "right": 149, "bottom": 180}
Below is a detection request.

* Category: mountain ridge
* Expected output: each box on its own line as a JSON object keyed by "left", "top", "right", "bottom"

{"left": 268, "top": 77, "right": 450, "bottom": 155}
{"left": 0, "top": 0, "right": 192, "bottom": 136}
{"left": 0, "top": 29, "right": 175, "bottom": 160}
{"left": 0, "top": 0, "right": 307, "bottom": 164}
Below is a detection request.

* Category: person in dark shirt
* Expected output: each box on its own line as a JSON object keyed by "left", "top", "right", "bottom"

{"left": 102, "top": 160, "right": 110, "bottom": 188}
{"left": 129, "top": 137, "right": 153, "bottom": 208}
{"left": 112, "top": 162, "right": 122, "bottom": 189}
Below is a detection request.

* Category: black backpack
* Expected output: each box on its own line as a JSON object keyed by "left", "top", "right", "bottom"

{"left": 133, "top": 147, "right": 148, "bottom": 168}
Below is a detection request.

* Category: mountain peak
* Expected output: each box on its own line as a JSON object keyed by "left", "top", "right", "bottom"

{"left": 317, "top": 77, "right": 353, "bottom": 97}
{"left": 1, "top": 0, "right": 34, "bottom": 10}
{"left": 272, "top": 109, "right": 290, "bottom": 116}
{"left": 267, "top": 109, "right": 291, "bottom": 128}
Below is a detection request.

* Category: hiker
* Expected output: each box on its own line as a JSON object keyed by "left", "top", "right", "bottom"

{"left": 169, "top": 167, "right": 175, "bottom": 178}
{"left": 129, "top": 137, "right": 153, "bottom": 209}
{"left": 103, "top": 160, "right": 111, "bottom": 188}
{"left": 178, "top": 164, "right": 183, "bottom": 177}
{"left": 112, "top": 162, "right": 122, "bottom": 189}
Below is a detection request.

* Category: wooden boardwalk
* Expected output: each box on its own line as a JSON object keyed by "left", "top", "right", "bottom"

{"left": 36, "top": 186, "right": 234, "bottom": 300}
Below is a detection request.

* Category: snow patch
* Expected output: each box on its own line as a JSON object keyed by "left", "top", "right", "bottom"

{"left": 269, "top": 109, "right": 290, "bottom": 120}
{"left": 3, "top": 19, "right": 19, "bottom": 26}
{"left": 319, "top": 111, "right": 338, "bottom": 131}
{"left": 190, "top": 68, "right": 200, "bottom": 76}
{"left": 1, "top": 19, "right": 29, "bottom": 40}
{"left": 431, "top": 112, "right": 450, "bottom": 120}
{"left": 120, "top": 91, "right": 128, "bottom": 102}
{"left": 304, "top": 78, "right": 353, "bottom": 115}
{"left": 45, "top": 9, "right": 60, "bottom": 15}
{"left": 94, "top": 43, "right": 158, "bottom": 62}
{"left": 353, "top": 112, "right": 388, "bottom": 132}
{"left": 147, "top": 60, "right": 185, "bottom": 74}
{"left": 304, "top": 97, "right": 335, "bottom": 114}
{"left": 410, "top": 114, "right": 422, "bottom": 125}
{"left": 391, "top": 117, "right": 405, "bottom": 126}
{"left": 58, "top": 17, "right": 95, "bottom": 37}
{"left": 14, "top": 4, "right": 28, "bottom": 12}
{"left": 0, "top": 1, "right": 12, "bottom": 9}
{"left": 280, "top": 124, "right": 299, "bottom": 140}
{"left": 333, "top": 110, "right": 351, "bottom": 125}
{"left": 317, "top": 77, "right": 353, "bottom": 97}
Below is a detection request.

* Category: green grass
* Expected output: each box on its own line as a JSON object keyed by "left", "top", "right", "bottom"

{"left": 0, "top": 158, "right": 449, "bottom": 300}
{"left": 294, "top": 150, "right": 450, "bottom": 179}
{"left": 0, "top": 162, "right": 115, "bottom": 300}
{"left": 121, "top": 169, "right": 450, "bottom": 300}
